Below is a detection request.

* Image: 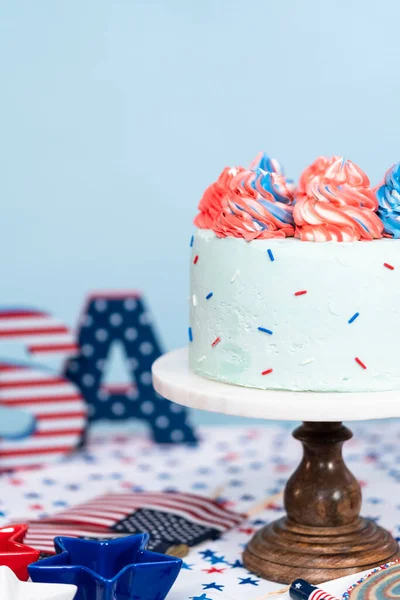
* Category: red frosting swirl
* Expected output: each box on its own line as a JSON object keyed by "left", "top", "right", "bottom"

{"left": 297, "top": 156, "right": 340, "bottom": 201}
{"left": 194, "top": 166, "right": 244, "bottom": 229}
{"left": 294, "top": 158, "right": 383, "bottom": 242}
{"left": 212, "top": 169, "right": 295, "bottom": 241}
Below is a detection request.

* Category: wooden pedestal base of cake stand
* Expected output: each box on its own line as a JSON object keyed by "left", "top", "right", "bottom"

{"left": 243, "top": 421, "right": 399, "bottom": 583}
{"left": 152, "top": 348, "right": 400, "bottom": 584}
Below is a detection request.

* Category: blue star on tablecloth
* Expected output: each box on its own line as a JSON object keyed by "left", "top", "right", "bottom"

{"left": 53, "top": 500, "right": 68, "bottom": 507}
{"left": 189, "top": 595, "right": 212, "bottom": 600}
{"left": 207, "top": 555, "right": 227, "bottom": 565}
{"left": 202, "top": 582, "right": 224, "bottom": 591}
{"left": 251, "top": 519, "right": 267, "bottom": 526}
{"left": 230, "top": 560, "right": 244, "bottom": 569}
{"left": 238, "top": 577, "right": 259, "bottom": 586}
{"left": 65, "top": 484, "right": 80, "bottom": 491}
{"left": 240, "top": 494, "right": 255, "bottom": 501}
{"left": 198, "top": 549, "right": 215, "bottom": 559}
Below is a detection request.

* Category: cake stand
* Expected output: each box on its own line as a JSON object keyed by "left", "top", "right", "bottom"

{"left": 152, "top": 348, "right": 400, "bottom": 585}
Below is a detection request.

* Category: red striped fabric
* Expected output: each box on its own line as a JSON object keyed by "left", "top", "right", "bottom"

{"left": 15, "top": 492, "right": 245, "bottom": 554}
{"left": 22, "top": 524, "right": 131, "bottom": 553}
{"left": 39, "top": 492, "right": 244, "bottom": 530}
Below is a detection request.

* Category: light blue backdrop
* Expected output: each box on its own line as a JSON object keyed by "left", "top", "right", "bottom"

{"left": 1, "top": 0, "right": 399, "bottom": 426}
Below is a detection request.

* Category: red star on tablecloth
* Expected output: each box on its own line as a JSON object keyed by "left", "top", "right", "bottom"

{"left": 201, "top": 567, "right": 226, "bottom": 574}
{"left": 238, "top": 527, "right": 255, "bottom": 535}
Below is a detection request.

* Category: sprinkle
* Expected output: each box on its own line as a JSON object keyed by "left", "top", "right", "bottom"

{"left": 192, "top": 294, "right": 197, "bottom": 306}
{"left": 355, "top": 356, "right": 367, "bottom": 369}
{"left": 261, "top": 368, "right": 273, "bottom": 376}
{"left": 193, "top": 255, "right": 199, "bottom": 265}
{"left": 258, "top": 327, "right": 273, "bottom": 335}
{"left": 301, "top": 358, "right": 315, "bottom": 365}
{"left": 328, "top": 301, "right": 341, "bottom": 316}
{"left": 230, "top": 270, "right": 240, "bottom": 283}
{"left": 267, "top": 249, "right": 274, "bottom": 262}
{"left": 294, "top": 290, "right": 307, "bottom": 296}
{"left": 211, "top": 337, "right": 221, "bottom": 347}
{"left": 348, "top": 312, "right": 359, "bottom": 324}
{"left": 206, "top": 292, "right": 213, "bottom": 300}
{"left": 384, "top": 262, "right": 394, "bottom": 270}
{"left": 190, "top": 235, "right": 194, "bottom": 247}
{"left": 197, "top": 355, "right": 206, "bottom": 363}
{"left": 188, "top": 327, "right": 193, "bottom": 342}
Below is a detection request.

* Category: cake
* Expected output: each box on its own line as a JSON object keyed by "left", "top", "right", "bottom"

{"left": 189, "top": 153, "right": 400, "bottom": 392}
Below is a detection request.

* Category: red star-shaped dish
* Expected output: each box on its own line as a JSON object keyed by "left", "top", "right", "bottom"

{"left": 0, "top": 524, "right": 40, "bottom": 580}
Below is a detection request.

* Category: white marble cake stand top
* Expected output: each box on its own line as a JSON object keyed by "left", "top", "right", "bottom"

{"left": 152, "top": 347, "right": 400, "bottom": 422}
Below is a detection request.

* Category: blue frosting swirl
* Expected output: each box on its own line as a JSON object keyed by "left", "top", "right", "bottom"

{"left": 246, "top": 168, "right": 294, "bottom": 225}
{"left": 376, "top": 163, "right": 400, "bottom": 238}
{"left": 259, "top": 171, "right": 293, "bottom": 205}
{"left": 248, "top": 167, "right": 293, "bottom": 206}
{"left": 251, "top": 151, "right": 283, "bottom": 174}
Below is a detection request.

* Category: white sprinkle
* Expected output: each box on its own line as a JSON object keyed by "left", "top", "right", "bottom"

{"left": 336, "top": 256, "right": 347, "bottom": 266}
{"left": 192, "top": 294, "right": 197, "bottom": 307}
{"left": 230, "top": 270, "right": 240, "bottom": 283}
{"left": 301, "top": 358, "right": 315, "bottom": 365}
{"left": 328, "top": 301, "right": 341, "bottom": 316}
{"left": 197, "top": 355, "right": 206, "bottom": 363}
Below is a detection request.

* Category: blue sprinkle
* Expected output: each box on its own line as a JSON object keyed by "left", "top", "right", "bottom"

{"left": 188, "top": 327, "right": 193, "bottom": 342}
{"left": 258, "top": 327, "right": 273, "bottom": 335}
{"left": 348, "top": 312, "right": 360, "bottom": 324}
{"left": 267, "top": 249, "right": 274, "bottom": 262}
{"left": 190, "top": 235, "right": 194, "bottom": 247}
{"left": 206, "top": 292, "right": 213, "bottom": 300}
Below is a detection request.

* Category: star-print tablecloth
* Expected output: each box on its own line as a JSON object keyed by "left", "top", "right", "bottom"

{"left": 1, "top": 422, "right": 400, "bottom": 600}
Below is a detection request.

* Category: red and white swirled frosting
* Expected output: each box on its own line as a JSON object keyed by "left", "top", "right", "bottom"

{"left": 194, "top": 166, "right": 244, "bottom": 229}
{"left": 294, "top": 158, "right": 384, "bottom": 242}
{"left": 212, "top": 168, "right": 295, "bottom": 241}
{"left": 297, "top": 155, "right": 340, "bottom": 201}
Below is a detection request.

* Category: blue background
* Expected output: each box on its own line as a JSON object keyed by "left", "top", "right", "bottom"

{"left": 1, "top": 0, "right": 399, "bottom": 425}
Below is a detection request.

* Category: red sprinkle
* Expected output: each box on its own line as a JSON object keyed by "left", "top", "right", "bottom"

{"left": 384, "top": 262, "right": 394, "bottom": 270}
{"left": 211, "top": 336, "right": 221, "bottom": 347}
{"left": 355, "top": 357, "right": 367, "bottom": 370}
{"left": 261, "top": 368, "right": 273, "bottom": 376}
{"left": 193, "top": 255, "right": 199, "bottom": 264}
{"left": 294, "top": 290, "right": 307, "bottom": 296}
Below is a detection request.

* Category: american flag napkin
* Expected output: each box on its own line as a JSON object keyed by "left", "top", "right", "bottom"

{"left": 18, "top": 492, "right": 245, "bottom": 557}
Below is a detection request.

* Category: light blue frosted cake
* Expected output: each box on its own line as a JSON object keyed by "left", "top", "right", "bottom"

{"left": 188, "top": 154, "right": 400, "bottom": 392}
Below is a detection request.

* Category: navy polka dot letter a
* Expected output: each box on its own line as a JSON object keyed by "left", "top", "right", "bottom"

{"left": 64, "top": 292, "right": 196, "bottom": 443}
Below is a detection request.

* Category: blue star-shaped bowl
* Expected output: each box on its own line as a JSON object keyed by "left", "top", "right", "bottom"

{"left": 28, "top": 533, "right": 182, "bottom": 600}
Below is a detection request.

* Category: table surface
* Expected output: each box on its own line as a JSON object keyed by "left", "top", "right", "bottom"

{"left": 152, "top": 348, "right": 400, "bottom": 422}
{"left": 2, "top": 422, "right": 400, "bottom": 599}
